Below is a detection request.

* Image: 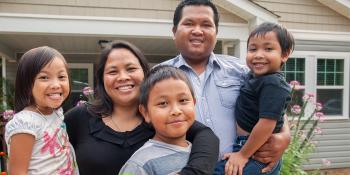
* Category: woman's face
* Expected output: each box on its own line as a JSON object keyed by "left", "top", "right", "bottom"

{"left": 103, "top": 48, "right": 144, "bottom": 107}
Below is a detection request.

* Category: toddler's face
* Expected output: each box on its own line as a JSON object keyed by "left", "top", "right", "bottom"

{"left": 246, "top": 31, "right": 288, "bottom": 77}
{"left": 141, "top": 78, "right": 195, "bottom": 146}
{"left": 32, "top": 57, "right": 70, "bottom": 114}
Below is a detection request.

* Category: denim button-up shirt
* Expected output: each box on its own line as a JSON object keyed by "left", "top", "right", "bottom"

{"left": 161, "top": 53, "right": 248, "bottom": 158}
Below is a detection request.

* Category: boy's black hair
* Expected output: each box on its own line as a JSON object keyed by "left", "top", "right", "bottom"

{"left": 14, "top": 46, "right": 69, "bottom": 112}
{"left": 89, "top": 40, "right": 150, "bottom": 116}
{"left": 173, "top": 0, "right": 219, "bottom": 33}
{"left": 247, "top": 22, "right": 295, "bottom": 57}
{"left": 139, "top": 65, "right": 195, "bottom": 109}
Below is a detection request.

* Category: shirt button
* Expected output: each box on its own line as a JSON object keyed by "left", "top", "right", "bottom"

{"left": 206, "top": 118, "right": 211, "bottom": 123}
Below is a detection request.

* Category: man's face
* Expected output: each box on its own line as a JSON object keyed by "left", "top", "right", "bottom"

{"left": 173, "top": 5, "right": 217, "bottom": 64}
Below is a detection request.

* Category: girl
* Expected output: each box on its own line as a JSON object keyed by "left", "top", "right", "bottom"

{"left": 5, "top": 46, "right": 79, "bottom": 175}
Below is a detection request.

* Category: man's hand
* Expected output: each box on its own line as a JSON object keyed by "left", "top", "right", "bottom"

{"left": 253, "top": 131, "right": 290, "bottom": 173}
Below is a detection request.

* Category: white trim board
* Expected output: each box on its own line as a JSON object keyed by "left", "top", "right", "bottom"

{"left": 0, "top": 13, "right": 249, "bottom": 41}
{"left": 290, "top": 29, "right": 350, "bottom": 42}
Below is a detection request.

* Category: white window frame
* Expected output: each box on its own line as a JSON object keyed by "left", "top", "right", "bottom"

{"left": 1, "top": 56, "right": 6, "bottom": 108}
{"left": 68, "top": 63, "right": 94, "bottom": 92}
{"left": 290, "top": 51, "right": 349, "bottom": 119}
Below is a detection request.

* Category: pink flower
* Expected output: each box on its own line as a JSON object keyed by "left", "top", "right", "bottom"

{"left": 302, "top": 93, "right": 315, "bottom": 102}
{"left": 289, "top": 80, "right": 301, "bottom": 90}
{"left": 316, "top": 103, "right": 323, "bottom": 111}
{"left": 83, "top": 87, "right": 94, "bottom": 96}
{"left": 302, "top": 94, "right": 309, "bottom": 102}
{"left": 291, "top": 105, "right": 301, "bottom": 115}
{"left": 314, "top": 127, "right": 322, "bottom": 134}
{"left": 315, "top": 112, "right": 325, "bottom": 122}
{"left": 322, "top": 159, "right": 331, "bottom": 166}
{"left": 3, "top": 110, "right": 14, "bottom": 120}
{"left": 76, "top": 100, "right": 87, "bottom": 107}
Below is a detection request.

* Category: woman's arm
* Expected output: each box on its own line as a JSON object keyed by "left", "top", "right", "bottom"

{"left": 180, "top": 121, "right": 219, "bottom": 175}
{"left": 9, "top": 133, "right": 35, "bottom": 175}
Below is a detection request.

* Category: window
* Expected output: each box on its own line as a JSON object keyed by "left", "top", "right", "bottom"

{"left": 317, "top": 59, "right": 344, "bottom": 116}
{"left": 283, "top": 57, "right": 305, "bottom": 107}
{"left": 63, "top": 63, "right": 93, "bottom": 111}
{"left": 282, "top": 52, "right": 349, "bottom": 119}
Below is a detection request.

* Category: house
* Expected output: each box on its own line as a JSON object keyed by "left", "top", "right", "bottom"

{"left": 0, "top": 0, "right": 349, "bottom": 172}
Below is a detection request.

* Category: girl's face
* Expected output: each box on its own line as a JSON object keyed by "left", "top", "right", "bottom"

{"left": 103, "top": 48, "right": 144, "bottom": 107}
{"left": 140, "top": 78, "right": 195, "bottom": 146}
{"left": 32, "top": 57, "right": 70, "bottom": 114}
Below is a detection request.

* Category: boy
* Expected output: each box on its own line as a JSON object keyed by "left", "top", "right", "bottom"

{"left": 216, "top": 22, "right": 294, "bottom": 175}
{"left": 119, "top": 65, "right": 196, "bottom": 175}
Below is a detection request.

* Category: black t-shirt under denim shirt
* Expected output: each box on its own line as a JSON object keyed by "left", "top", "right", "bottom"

{"left": 235, "top": 72, "right": 291, "bottom": 133}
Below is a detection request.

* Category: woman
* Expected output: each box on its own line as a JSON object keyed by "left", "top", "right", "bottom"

{"left": 64, "top": 40, "right": 219, "bottom": 175}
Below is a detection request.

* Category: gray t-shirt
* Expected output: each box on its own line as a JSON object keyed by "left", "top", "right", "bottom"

{"left": 119, "top": 139, "right": 191, "bottom": 175}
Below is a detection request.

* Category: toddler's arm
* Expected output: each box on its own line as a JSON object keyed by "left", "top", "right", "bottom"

{"left": 224, "top": 118, "right": 276, "bottom": 175}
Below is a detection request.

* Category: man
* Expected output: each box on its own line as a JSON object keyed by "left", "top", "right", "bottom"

{"left": 161, "top": 0, "right": 291, "bottom": 174}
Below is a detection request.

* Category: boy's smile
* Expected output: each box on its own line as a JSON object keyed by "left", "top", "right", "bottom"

{"left": 246, "top": 31, "right": 288, "bottom": 77}
{"left": 140, "top": 78, "right": 195, "bottom": 147}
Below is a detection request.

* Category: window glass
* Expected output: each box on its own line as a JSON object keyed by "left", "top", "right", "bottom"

{"left": 63, "top": 68, "right": 90, "bottom": 111}
{"left": 317, "top": 89, "right": 342, "bottom": 115}
{"left": 283, "top": 58, "right": 305, "bottom": 85}
{"left": 317, "top": 59, "right": 344, "bottom": 86}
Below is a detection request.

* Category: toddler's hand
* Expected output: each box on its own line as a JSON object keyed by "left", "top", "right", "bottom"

{"left": 223, "top": 152, "right": 248, "bottom": 175}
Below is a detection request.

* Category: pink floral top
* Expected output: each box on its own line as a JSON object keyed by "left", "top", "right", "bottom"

{"left": 5, "top": 108, "right": 79, "bottom": 175}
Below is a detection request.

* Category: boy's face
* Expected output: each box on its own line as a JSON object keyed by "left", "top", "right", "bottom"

{"left": 140, "top": 78, "right": 195, "bottom": 146}
{"left": 246, "top": 31, "right": 289, "bottom": 77}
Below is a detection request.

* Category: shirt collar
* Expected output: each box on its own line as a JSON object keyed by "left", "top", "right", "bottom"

{"left": 175, "top": 52, "right": 220, "bottom": 70}
{"left": 88, "top": 112, "right": 154, "bottom": 147}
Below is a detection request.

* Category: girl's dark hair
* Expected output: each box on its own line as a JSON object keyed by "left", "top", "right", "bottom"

{"left": 173, "top": 0, "right": 219, "bottom": 33}
{"left": 139, "top": 65, "right": 195, "bottom": 109}
{"left": 89, "top": 40, "right": 150, "bottom": 116}
{"left": 14, "top": 46, "right": 68, "bottom": 112}
{"left": 247, "top": 22, "right": 295, "bottom": 57}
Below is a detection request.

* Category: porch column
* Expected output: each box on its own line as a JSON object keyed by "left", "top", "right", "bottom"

{"left": 233, "top": 40, "right": 247, "bottom": 65}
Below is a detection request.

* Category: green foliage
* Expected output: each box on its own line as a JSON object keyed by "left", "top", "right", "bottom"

{"left": 281, "top": 82, "right": 325, "bottom": 175}
{"left": 0, "top": 78, "right": 14, "bottom": 111}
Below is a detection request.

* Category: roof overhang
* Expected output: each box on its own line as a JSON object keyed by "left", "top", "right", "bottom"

{"left": 318, "top": 0, "right": 350, "bottom": 19}
{"left": 214, "top": 0, "right": 278, "bottom": 30}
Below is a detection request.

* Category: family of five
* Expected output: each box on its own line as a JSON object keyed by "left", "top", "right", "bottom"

{"left": 4, "top": 0, "right": 294, "bottom": 175}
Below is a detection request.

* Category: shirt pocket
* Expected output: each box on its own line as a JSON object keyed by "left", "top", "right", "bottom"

{"left": 215, "top": 79, "right": 241, "bottom": 108}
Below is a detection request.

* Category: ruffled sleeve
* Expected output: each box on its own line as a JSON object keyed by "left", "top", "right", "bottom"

{"left": 5, "top": 111, "right": 43, "bottom": 144}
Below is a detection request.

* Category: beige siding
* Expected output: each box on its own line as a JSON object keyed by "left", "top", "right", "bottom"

{"left": 252, "top": 0, "right": 350, "bottom": 32}
{"left": 302, "top": 120, "right": 350, "bottom": 170}
{"left": 0, "top": 0, "right": 246, "bottom": 23}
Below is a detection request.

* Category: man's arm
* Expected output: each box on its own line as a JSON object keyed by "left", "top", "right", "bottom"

{"left": 180, "top": 121, "right": 219, "bottom": 175}
{"left": 253, "top": 115, "right": 291, "bottom": 172}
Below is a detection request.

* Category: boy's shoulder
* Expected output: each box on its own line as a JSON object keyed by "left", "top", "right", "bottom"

{"left": 129, "top": 139, "right": 191, "bottom": 166}
{"left": 256, "top": 72, "right": 291, "bottom": 91}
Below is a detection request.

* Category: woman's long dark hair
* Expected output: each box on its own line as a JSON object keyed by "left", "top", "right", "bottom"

{"left": 88, "top": 40, "right": 150, "bottom": 117}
